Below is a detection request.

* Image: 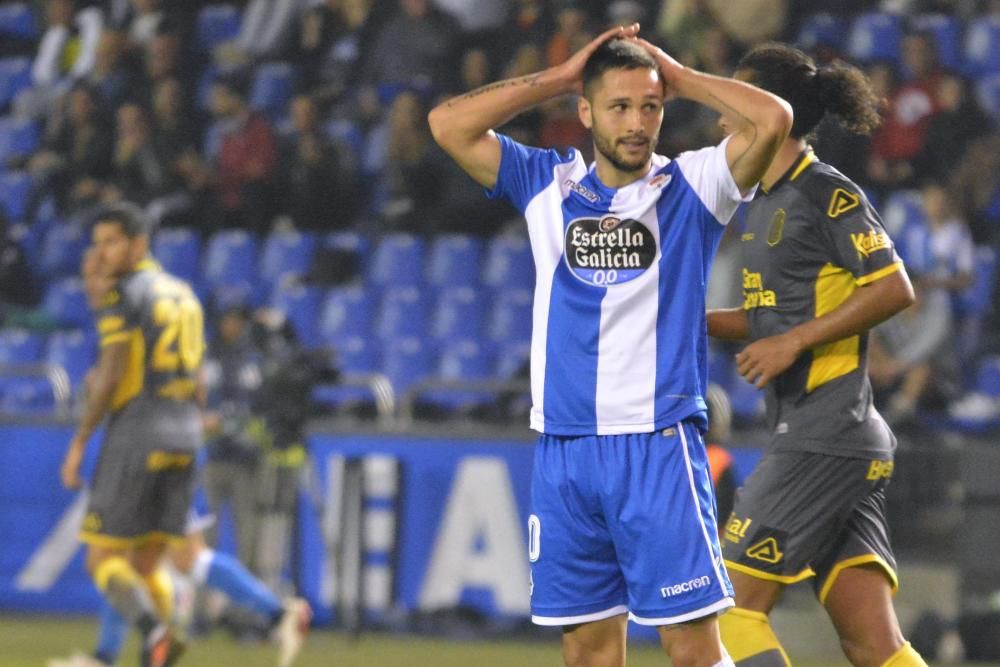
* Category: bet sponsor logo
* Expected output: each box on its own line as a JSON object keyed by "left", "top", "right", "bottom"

{"left": 564, "top": 216, "right": 656, "bottom": 286}
{"left": 851, "top": 230, "right": 891, "bottom": 259}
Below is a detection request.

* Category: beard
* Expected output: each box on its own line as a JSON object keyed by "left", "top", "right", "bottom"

{"left": 592, "top": 128, "right": 658, "bottom": 174}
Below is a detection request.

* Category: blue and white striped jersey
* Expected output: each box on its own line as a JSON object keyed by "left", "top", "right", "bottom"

{"left": 487, "top": 133, "right": 751, "bottom": 436}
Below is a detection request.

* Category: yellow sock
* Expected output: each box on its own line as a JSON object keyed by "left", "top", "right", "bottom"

{"left": 93, "top": 555, "right": 143, "bottom": 592}
{"left": 143, "top": 567, "right": 174, "bottom": 623}
{"left": 719, "top": 607, "right": 792, "bottom": 666}
{"left": 881, "top": 642, "right": 928, "bottom": 667}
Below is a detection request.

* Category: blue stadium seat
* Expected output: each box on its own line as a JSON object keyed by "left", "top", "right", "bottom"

{"left": 0, "top": 328, "right": 44, "bottom": 364}
{"left": 483, "top": 234, "right": 534, "bottom": 291}
{"left": 323, "top": 119, "right": 364, "bottom": 163}
{"left": 796, "top": 12, "right": 847, "bottom": 52}
{"left": 311, "top": 337, "right": 382, "bottom": 411}
{"left": 729, "top": 377, "right": 765, "bottom": 424}
{"left": 975, "top": 72, "right": 1000, "bottom": 124}
{"left": 0, "top": 116, "right": 39, "bottom": 163}
{"left": 427, "top": 234, "right": 483, "bottom": 287}
{"left": 324, "top": 230, "right": 370, "bottom": 272}
{"left": 270, "top": 282, "right": 322, "bottom": 348}
{"left": 152, "top": 227, "right": 201, "bottom": 283}
{"left": 881, "top": 188, "right": 925, "bottom": 237}
{"left": 0, "top": 57, "right": 31, "bottom": 110}
{"left": 45, "top": 329, "right": 96, "bottom": 387}
{"left": 197, "top": 4, "right": 241, "bottom": 51}
{"left": 249, "top": 63, "right": 296, "bottom": 120}
{"left": 202, "top": 229, "right": 258, "bottom": 291}
{"left": 430, "top": 286, "right": 487, "bottom": 342}
{"left": 375, "top": 286, "right": 428, "bottom": 340}
{"left": 0, "top": 376, "right": 57, "bottom": 414}
{"left": 846, "top": 12, "right": 903, "bottom": 64}
{"left": 420, "top": 340, "right": 496, "bottom": 412}
{"left": 39, "top": 222, "right": 87, "bottom": 278}
{"left": 975, "top": 356, "right": 1000, "bottom": 397}
{"left": 912, "top": 13, "right": 964, "bottom": 72}
{"left": 965, "top": 15, "right": 1000, "bottom": 76}
{"left": 381, "top": 336, "right": 435, "bottom": 398}
{"left": 495, "top": 340, "right": 530, "bottom": 380}
{"left": 43, "top": 277, "right": 90, "bottom": 329}
{"left": 368, "top": 233, "right": 425, "bottom": 288}
{"left": 486, "top": 288, "right": 532, "bottom": 344}
{"left": 259, "top": 229, "right": 315, "bottom": 290}
{"left": 957, "top": 246, "right": 997, "bottom": 317}
{"left": 0, "top": 3, "right": 36, "bottom": 39}
{"left": 0, "top": 170, "right": 32, "bottom": 221}
{"left": 707, "top": 343, "right": 736, "bottom": 392}
{"left": 317, "top": 285, "right": 375, "bottom": 345}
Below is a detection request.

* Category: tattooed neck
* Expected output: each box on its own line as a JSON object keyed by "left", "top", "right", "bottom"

{"left": 447, "top": 74, "right": 542, "bottom": 107}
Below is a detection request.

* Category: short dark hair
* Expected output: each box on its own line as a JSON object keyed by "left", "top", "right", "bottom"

{"left": 92, "top": 202, "right": 148, "bottom": 238}
{"left": 582, "top": 38, "right": 661, "bottom": 99}
{"left": 738, "top": 43, "right": 882, "bottom": 139}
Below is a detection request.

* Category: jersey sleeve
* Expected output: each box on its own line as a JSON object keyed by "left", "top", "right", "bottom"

{"left": 485, "top": 133, "right": 577, "bottom": 213}
{"left": 95, "top": 282, "right": 139, "bottom": 347}
{"left": 673, "top": 135, "right": 755, "bottom": 227}
{"left": 815, "top": 185, "right": 902, "bottom": 285}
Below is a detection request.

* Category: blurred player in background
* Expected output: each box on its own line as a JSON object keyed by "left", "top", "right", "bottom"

{"left": 429, "top": 22, "right": 792, "bottom": 666}
{"left": 707, "top": 44, "right": 927, "bottom": 667}
{"left": 704, "top": 383, "right": 737, "bottom": 531}
{"left": 50, "top": 239, "right": 309, "bottom": 667}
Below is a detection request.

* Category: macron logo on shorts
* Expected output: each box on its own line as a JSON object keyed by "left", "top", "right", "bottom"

{"left": 660, "top": 575, "right": 711, "bottom": 598}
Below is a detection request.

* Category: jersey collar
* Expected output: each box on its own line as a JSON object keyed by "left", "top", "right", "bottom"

{"left": 759, "top": 148, "right": 816, "bottom": 196}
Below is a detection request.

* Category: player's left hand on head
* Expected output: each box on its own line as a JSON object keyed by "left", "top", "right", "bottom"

{"left": 634, "top": 38, "right": 684, "bottom": 92}
{"left": 735, "top": 334, "right": 802, "bottom": 388}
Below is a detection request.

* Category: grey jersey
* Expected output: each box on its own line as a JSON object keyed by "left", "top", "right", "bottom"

{"left": 740, "top": 151, "right": 902, "bottom": 457}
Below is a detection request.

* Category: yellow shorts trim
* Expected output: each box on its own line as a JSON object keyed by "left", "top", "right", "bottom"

{"left": 724, "top": 559, "right": 815, "bottom": 585}
{"left": 80, "top": 530, "right": 185, "bottom": 549}
{"left": 817, "top": 553, "right": 899, "bottom": 604}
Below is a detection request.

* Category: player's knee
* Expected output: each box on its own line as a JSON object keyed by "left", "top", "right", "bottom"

{"left": 839, "top": 634, "right": 904, "bottom": 667}
{"left": 561, "top": 633, "right": 624, "bottom": 667}
{"left": 666, "top": 640, "right": 709, "bottom": 667}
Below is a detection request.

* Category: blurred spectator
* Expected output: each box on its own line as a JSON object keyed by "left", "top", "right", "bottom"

{"left": 704, "top": 383, "right": 737, "bottom": 529}
{"left": 868, "top": 33, "right": 945, "bottom": 190}
{"left": 434, "top": 0, "right": 509, "bottom": 33}
{"left": 78, "top": 27, "right": 132, "bottom": 113}
{"left": 110, "top": 0, "right": 168, "bottom": 52}
{"left": 102, "top": 102, "right": 170, "bottom": 208}
{"left": 545, "top": 2, "right": 593, "bottom": 67}
{"left": 458, "top": 48, "right": 493, "bottom": 93}
{"left": 137, "top": 26, "right": 190, "bottom": 104}
{"left": 869, "top": 283, "right": 954, "bottom": 424}
{"left": 949, "top": 133, "right": 1000, "bottom": 244}
{"left": 27, "top": 82, "right": 113, "bottom": 215}
{"left": 914, "top": 73, "right": 992, "bottom": 184}
{"left": 655, "top": 0, "right": 716, "bottom": 67}
{"left": 278, "top": 95, "right": 357, "bottom": 231}
{"left": 908, "top": 183, "right": 974, "bottom": 295}
{"left": 362, "top": 0, "right": 461, "bottom": 93}
{"left": 493, "top": 0, "right": 553, "bottom": 68}
{"left": 496, "top": 43, "right": 546, "bottom": 144}
{"left": 0, "top": 211, "right": 41, "bottom": 322}
{"left": 14, "top": 0, "right": 104, "bottom": 120}
{"left": 201, "top": 302, "right": 264, "bottom": 570}
{"left": 215, "top": 0, "right": 308, "bottom": 67}
{"left": 147, "top": 77, "right": 202, "bottom": 228}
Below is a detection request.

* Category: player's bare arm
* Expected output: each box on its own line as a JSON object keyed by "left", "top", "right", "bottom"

{"left": 635, "top": 38, "right": 793, "bottom": 193}
{"left": 60, "top": 341, "right": 130, "bottom": 489}
{"left": 428, "top": 23, "right": 640, "bottom": 189}
{"left": 707, "top": 308, "right": 749, "bottom": 340}
{"left": 736, "top": 268, "right": 914, "bottom": 388}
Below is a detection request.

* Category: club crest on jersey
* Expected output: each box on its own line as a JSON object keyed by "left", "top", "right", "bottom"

{"left": 565, "top": 217, "right": 656, "bottom": 287}
{"left": 767, "top": 209, "right": 785, "bottom": 246}
{"left": 648, "top": 173, "right": 672, "bottom": 189}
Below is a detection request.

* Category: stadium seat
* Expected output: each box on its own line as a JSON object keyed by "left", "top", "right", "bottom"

{"left": 0, "top": 116, "right": 39, "bottom": 164}
{"left": 975, "top": 72, "right": 1000, "bottom": 124}
{"left": 375, "top": 286, "right": 428, "bottom": 340}
{"left": 881, "top": 188, "right": 926, "bottom": 238}
{"left": 196, "top": 4, "right": 241, "bottom": 51}
{"left": 483, "top": 234, "right": 534, "bottom": 291}
{"left": 912, "top": 13, "right": 964, "bottom": 72}
{"left": 0, "top": 376, "right": 57, "bottom": 414}
{"left": 0, "top": 57, "right": 31, "bottom": 110}
{"left": 42, "top": 277, "right": 90, "bottom": 329}
{"left": 269, "top": 281, "right": 322, "bottom": 348}
{"left": 0, "top": 328, "right": 44, "bottom": 364}
{"left": 259, "top": 229, "right": 315, "bottom": 290}
{"left": 202, "top": 229, "right": 258, "bottom": 291}
{"left": 846, "top": 12, "right": 903, "bottom": 64}
{"left": 729, "top": 377, "right": 766, "bottom": 424}
{"left": 45, "top": 329, "right": 96, "bottom": 387}
{"left": 323, "top": 119, "right": 364, "bottom": 163}
{"left": 495, "top": 340, "right": 531, "bottom": 380}
{"left": 0, "top": 3, "right": 36, "bottom": 39}
{"left": 324, "top": 230, "right": 370, "bottom": 272}
{"left": 39, "top": 222, "right": 87, "bottom": 278}
{"left": 430, "top": 286, "right": 487, "bottom": 342}
{"left": 0, "top": 170, "right": 32, "bottom": 221}
{"left": 381, "top": 336, "right": 436, "bottom": 398}
{"left": 975, "top": 356, "right": 1000, "bottom": 397}
{"left": 957, "top": 246, "right": 997, "bottom": 316}
{"left": 368, "top": 233, "right": 425, "bottom": 288}
{"left": 796, "top": 12, "right": 847, "bottom": 52}
{"left": 317, "top": 285, "right": 375, "bottom": 345}
{"left": 486, "top": 288, "right": 532, "bottom": 344}
{"left": 249, "top": 62, "right": 296, "bottom": 120}
{"left": 311, "top": 336, "right": 383, "bottom": 412}
{"left": 152, "top": 227, "right": 201, "bottom": 283}
{"left": 964, "top": 14, "right": 1000, "bottom": 76}
{"left": 426, "top": 234, "right": 483, "bottom": 287}
{"left": 420, "top": 340, "right": 496, "bottom": 412}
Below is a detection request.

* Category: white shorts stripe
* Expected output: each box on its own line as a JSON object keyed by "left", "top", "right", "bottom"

{"left": 531, "top": 604, "right": 629, "bottom": 627}
{"left": 628, "top": 596, "right": 734, "bottom": 626}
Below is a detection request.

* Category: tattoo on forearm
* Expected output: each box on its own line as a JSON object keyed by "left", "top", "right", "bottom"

{"left": 447, "top": 74, "right": 542, "bottom": 107}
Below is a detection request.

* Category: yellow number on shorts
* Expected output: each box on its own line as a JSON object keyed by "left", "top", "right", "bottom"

{"left": 152, "top": 294, "right": 204, "bottom": 373}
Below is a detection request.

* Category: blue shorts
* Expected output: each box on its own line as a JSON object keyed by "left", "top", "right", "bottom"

{"left": 529, "top": 422, "right": 733, "bottom": 626}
